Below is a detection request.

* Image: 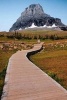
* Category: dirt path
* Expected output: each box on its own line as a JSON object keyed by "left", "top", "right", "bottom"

{"left": 1, "top": 42, "right": 67, "bottom": 100}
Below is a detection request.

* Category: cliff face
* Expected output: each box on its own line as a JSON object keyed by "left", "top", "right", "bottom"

{"left": 9, "top": 4, "right": 66, "bottom": 31}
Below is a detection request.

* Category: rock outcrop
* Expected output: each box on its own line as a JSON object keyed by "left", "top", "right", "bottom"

{"left": 9, "top": 4, "right": 67, "bottom": 31}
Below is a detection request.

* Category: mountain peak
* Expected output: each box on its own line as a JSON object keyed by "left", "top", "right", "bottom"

{"left": 9, "top": 4, "right": 66, "bottom": 31}
{"left": 21, "top": 4, "right": 44, "bottom": 17}
{"left": 28, "top": 4, "right": 44, "bottom": 14}
{"left": 29, "top": 4, "right": 42, "bottom": 9}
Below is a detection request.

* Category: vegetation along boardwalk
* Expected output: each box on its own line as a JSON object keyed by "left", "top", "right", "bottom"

{"left": 1, "top": 42, "right": 67, "bottom": 100}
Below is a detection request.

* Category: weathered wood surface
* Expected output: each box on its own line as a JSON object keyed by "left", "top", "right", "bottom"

{"left": 1, "top": 42, "right": 67, "bottom": 100}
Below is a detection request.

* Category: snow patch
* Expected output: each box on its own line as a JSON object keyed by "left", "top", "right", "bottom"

{"left": 47, "top": 26, "right": 52, "bottom": 28}
{"left": 43, "top": 25, "right": 47, "bottom": 27}
{"left": 19, "top": 28, "right": 22, "bottom": 30}
{"left": 25, "top": 23, "right": 58, "bottom": 29}
{"left": 52, "top": 24, "right": 57, "bottom": 27}
{"left": 25, "top": 23, "right": 37, "bottom": 29}
{"left": 43, "top": 25, "right": 52, "bottom": 28}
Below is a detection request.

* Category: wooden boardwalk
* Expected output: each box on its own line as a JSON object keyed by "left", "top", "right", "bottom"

{"left": 1, "top": 42, "right": 67, "bottom": 100}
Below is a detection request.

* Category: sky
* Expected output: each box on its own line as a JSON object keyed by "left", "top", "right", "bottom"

{"left": 0, "top": 0, "right": 67, "bottom": 31}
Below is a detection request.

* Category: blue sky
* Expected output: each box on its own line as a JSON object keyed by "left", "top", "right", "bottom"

{"left": 0, "top": 0, "right": 67, "bottom": 31}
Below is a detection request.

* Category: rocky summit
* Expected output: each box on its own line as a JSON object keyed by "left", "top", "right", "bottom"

{"left": 9, "top": 4, "right": 67, "bottom": 31}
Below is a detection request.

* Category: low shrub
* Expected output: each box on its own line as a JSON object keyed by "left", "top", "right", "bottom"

{"left": 47, "top": 71, "right": 62, "bottom": 83}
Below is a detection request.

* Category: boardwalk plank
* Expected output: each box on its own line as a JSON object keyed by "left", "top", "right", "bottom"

{"left": 1, "top": 43, "right": 67, "bottom": 100}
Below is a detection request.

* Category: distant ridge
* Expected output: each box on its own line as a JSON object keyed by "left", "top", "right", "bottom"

{"left": 9, "top": 4, "right": 67, "bottom": 31}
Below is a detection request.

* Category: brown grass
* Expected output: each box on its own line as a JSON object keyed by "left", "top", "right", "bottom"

{"left": 0, "top": 50, "right": 16, "bottom": 98}
{"left": 0, "top": 35, "right": 36, "bottom": 98}
{"left": 30, "top": 39, "right": 67, "bottom": 89}
{"left": 0, "top": 30, "right": 67, "bottom": 97}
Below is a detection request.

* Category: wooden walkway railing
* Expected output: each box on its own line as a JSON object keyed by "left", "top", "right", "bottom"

{"left": 1, "top": 42, "right": 67, "bottom": 100}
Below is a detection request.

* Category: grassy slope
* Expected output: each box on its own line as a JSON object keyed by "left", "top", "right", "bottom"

{"left": 0, "top": 35, "right": 37, "bottom": 99}
{"left": 19, "top": 30, "right": 67, "bottom": 37}
{"left": 0, "top": 50, "right": 16, "bottom": 98}
{"left": 1, "top": 30, "right": 67, "bottom": 40}
{"left": 30, "top": 39, "right": 67, "bottom": 90}
{"left": 0, "top": 30, "right": 67, "bottom": 98}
